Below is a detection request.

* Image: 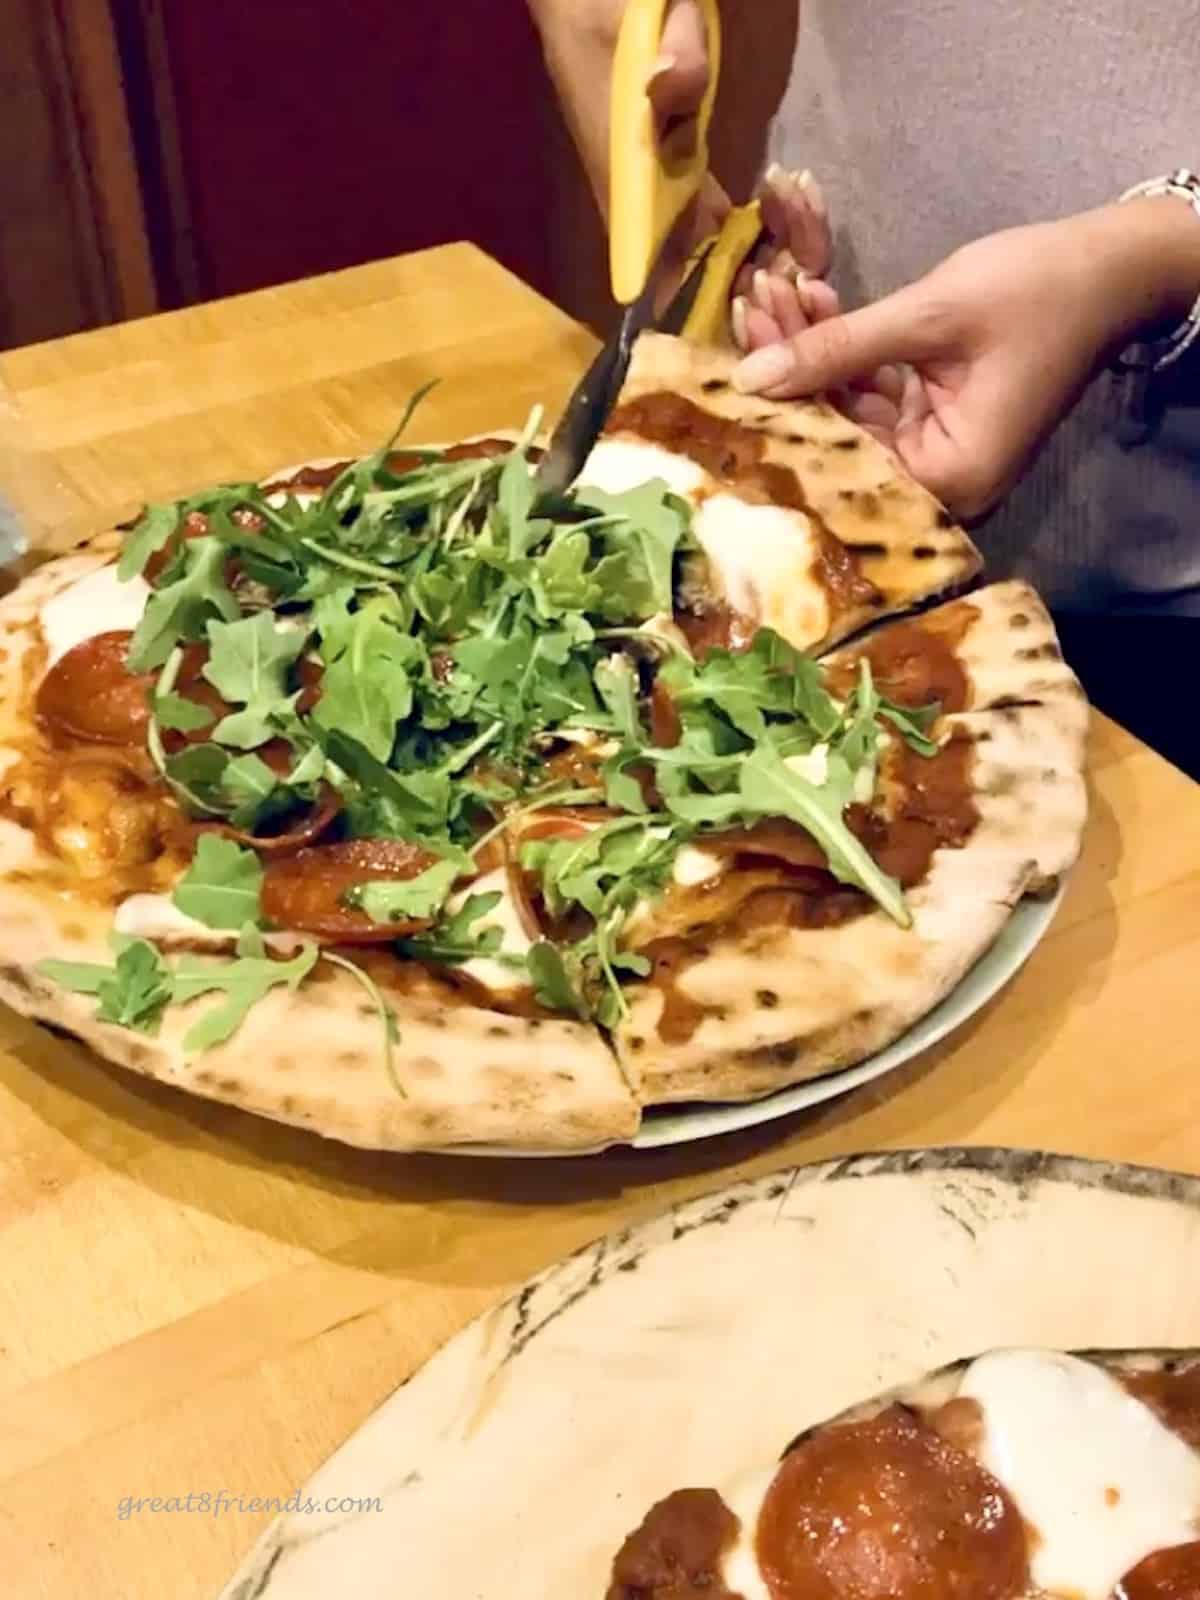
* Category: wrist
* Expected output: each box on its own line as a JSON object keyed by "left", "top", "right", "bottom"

{"left": 1078, "top": 196, "right": 1200, "bottom": 348}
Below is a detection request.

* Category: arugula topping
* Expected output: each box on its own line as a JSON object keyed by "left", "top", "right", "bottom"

{"left": 36, "top": 930, "right": 317, "bottom": 1052}
{"left": 201, "top": 612, "right": 308, "bottom": 749}
{"left": 39, "top": 939, "right": 172, "bottom": 1033}
{"left": 173, "top": 835, "right": 264, "bottom": 930}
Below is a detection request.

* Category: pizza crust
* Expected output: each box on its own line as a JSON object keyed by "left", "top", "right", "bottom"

{"left": 613, "top": 582, "right": 1088, "bottom": 1104}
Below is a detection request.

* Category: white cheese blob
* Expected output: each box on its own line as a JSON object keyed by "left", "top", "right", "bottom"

{"left": 672, "top": 844, "right": 726, "bottom": 888}
{"left": 40, "top": 565, "right": 151, "bottom": 668}
{"left": 718, "top": 1465, "right": 775, "bottom": 1600}
{"left": 575, "top": 437, "right": 707, "bottom": 501}
{"left": 446, "top": 868, "right": 535, "bottom": 995}
{"left": 784, "top": 743, "right": 829, "bottom": 788}
{"left": 691, "top": 494, "right": 828, "bottom": 650}
{"left": 113, "top": 894, "right": 212, "bottom": 943}
{"left": 960, "top": 1349, "right": 1200, "bottom": 1600}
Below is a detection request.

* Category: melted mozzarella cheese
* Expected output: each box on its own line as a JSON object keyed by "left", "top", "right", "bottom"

{"left": 784, "top": 744, "right": 829, "bottom": 788}
{"left": 672, "top": 844, "right": 725, "bottom": 888}
{"left": 960, "top": 1349, "right": 1200, "bottom": 1600}
{"left": 575, "top": 437, "right": 707, "bottom": 501}
{"left": 446, "top": 868, "right": 534, "bottom": 995}
{"left": 40, "top": 565, "right": 151, "bottom": 668}
{"left": 692, "top": 494, "right": 828, "bottom": 650}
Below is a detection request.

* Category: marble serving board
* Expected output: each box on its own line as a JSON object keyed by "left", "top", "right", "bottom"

{"left": 219, "top": 1148, "right": 1200, "bottom": 1597}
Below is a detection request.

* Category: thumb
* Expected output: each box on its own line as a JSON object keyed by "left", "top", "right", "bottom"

{"left": 647, "top": 1, "right": 710, "bottom": 142}
{"left": 732, "top": 282, "right": 941, "bottom": 397}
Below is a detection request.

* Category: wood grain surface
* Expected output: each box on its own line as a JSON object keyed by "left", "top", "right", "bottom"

{"left": 0, "top": 246, "right": 1197, "bottom": 1599}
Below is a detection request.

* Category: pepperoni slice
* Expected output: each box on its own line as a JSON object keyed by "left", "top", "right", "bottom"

{"left": 756, "top": 1405, "right": 1030, "bottom": 1600}
{"left": 606, "top": 1488, "right": 742, "bottom": 1600}
{"left": 261, "top": 837, "right": 443, "bottom": 942}
{"left": 144, "top": 509, "right": 211, "bottom": 584}
{"left": 1117, "top": 1541, "right": 1200, "bottom": 1600}
{"left": 37, "top": 631, "right": 156, "bottom": 746}
{"left": 208, "top": 785, "right": 341, "bottom": 857}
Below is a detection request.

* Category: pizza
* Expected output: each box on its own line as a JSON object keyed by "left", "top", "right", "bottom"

{"left": 0, "top": 333, "right": 1086, "bottom": 1152}
{"left": 606, "top": 1347, "right": 1200, "bottom": 1600}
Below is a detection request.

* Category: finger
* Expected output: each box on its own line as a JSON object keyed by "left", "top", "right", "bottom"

{"left": 761, "top": 165, "right": 833, "bottom": 279}
{"left": 733, "top": 281, "right": 946, "bottom": 397}
{"left": 873, "top": 363, "right": 905, "bottom": 406}
{"left": 758, "top": 271, "right": 810, "bottom": 342}
{"left": 731, "top": 296, "right": 750, "bottom": 352}
{"left": 742, "top": 301, "right": 784, "bottom": 350}
{"left": 796, "top": 276, "right": 841, "bottom": 324}
{"left": 648, "top": 2, "right": 710, "bottom": 154}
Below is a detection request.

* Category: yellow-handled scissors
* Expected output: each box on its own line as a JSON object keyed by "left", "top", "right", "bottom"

{"left": 534, "top": 0, "right": 762, "bottom": 498}
{"left": 609, "top": 0, "right": 759, "bottom": 338}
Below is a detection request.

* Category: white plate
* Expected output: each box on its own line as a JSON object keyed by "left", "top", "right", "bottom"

{"left": 450, "top": 882, "right": 1065, "bottom": 1157}
{"left": 219, "top": 1146, "right": 1200, "bottom": 1598}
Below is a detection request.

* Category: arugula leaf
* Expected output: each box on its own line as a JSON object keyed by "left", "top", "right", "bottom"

{"left": 153, "top": 690, "right": 214, "bottom": 734}
{"left": 312, "top": 592, "right": 417, "bottom": 760}
{"left": 352, "top": 856, "right": 464, "bottom": 925}
{"left": 880, "top": 699, "right": 941, "bottom": 757}
{"left": 203, "top": 612, "right": 307, "bottom": 749}
{"left": 219, "top": 751, "right": 281, "bottom": 824}
{"left": 118, "top": 503, "right": 179, "bottom": 581}
{"left": 526, "top": 941, "right": 589, "bottom": 1021}
{"left": 574, "top": 480, "right": 689, "bottom": 614}
{"left": 173, "top": 834, "right": 264, "bottom": 929}
{"left": 328, "top": 728, "right": 452, "bottom": 837}
{"left": 397, "top": 891, "right": 531, "bottom": 968}
{"left": 322, "top": 950, "right": 404, "bottom": 1098}
{"left": 497, "top": 449, "right": 539, "bottom": 560}
{"left": 594, "top": 654, "right": 644, "bottom": 744}
{"left": 129, "top": 538, "right": 240, "bottom": 671}
{"left": 161, "top": 743, "right": 231, "bottom": 816}
{"left": 737, "top": 745, "right": 910, "bottom": 926}
{"left": 172, "top": 929, "right": 318, "bottom": 1052}
{"left": 38, "top": 939, "right": 172, "bottom": 1033}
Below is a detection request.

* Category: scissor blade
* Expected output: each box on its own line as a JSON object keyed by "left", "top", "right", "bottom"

{"left": 533, "top": 315, "right": 637, "bottom": 502}
{"left": 533, "top": 252, "right": 714, "bottom": 503}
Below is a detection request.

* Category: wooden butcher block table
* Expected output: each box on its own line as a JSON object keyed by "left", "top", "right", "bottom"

{"left": 0, "top": 245, "right": 1198, "bottom": 1599}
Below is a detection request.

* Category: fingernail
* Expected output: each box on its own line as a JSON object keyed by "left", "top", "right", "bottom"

{"left": 764, "top": 161, "right": 785, "bottom": 188}
{"left": 733, "top": 343, "right": 796, "bottom": 393}
{"left": 752, "top": 268, "right": 773, "bottom": 310}
{"left": 731, "top": 296, "right": 750, "bottom": 352}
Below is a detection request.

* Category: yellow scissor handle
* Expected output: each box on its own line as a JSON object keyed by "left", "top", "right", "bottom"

{"left": 609, "top": 0, "right": 722, "bottom": 306}
{"left": 679, "top": 200, "right": 764, "bottom": 345}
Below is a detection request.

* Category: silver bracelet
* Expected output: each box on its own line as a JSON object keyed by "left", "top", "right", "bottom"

{"left": 1113, "top": 168, "right": 1200, "bottom": 373}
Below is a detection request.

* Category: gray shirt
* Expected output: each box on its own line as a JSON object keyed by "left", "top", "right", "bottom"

{"left": 769, "top": 0, "right": 1200, "bottom": 613}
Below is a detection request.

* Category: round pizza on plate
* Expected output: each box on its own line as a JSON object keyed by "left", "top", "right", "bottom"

{"left": 0, "top": 333, "right": 1087, "bottom": 1152}
{"left": 607, "top": 1347, "right": 1200, "bottom": 1600}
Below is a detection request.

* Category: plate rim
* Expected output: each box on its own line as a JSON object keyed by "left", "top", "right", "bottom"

{"left": 218, "top": 1144, "right": 1200, "bottom": 1600}
{"left": 445, "top": 881, "right": 1066, "bottom": 1159}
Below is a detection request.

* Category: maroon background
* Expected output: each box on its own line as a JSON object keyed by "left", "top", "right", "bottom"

{"left": 152, "top": 0, "right": 553, "bottom": 301}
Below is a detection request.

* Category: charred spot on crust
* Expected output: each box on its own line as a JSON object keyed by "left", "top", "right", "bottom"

{"left": 628, "top": 1035, "right": 645, "bottom": 1052}
{"left": 787, "top": 432, "right": 811, "bottom": 446}
{"left": 756, "top": 989, "right": 780, "bottom": 1009}
{"left": 744, "top": 1040, "right": 801, "bottom": 1068}
{"left": 700, "top": 378, "right": 728, "bottom": 393}
{"left": 486, "top": 1024, "right": 509, "bottom": 1038}
{"left": 843, "top": 541, "right": 888, "bottom": 558}
{"left": 913, "top": 545, "right": 938, "bottom": 559}
{"left": 935, "top": 508, "right": 955, "bottom": 528}
{"left": 1010, "top": 611, "right": 1031, "bottom": 628}
{"left": 1018, "top": 642, "right": 1061, "bottom": 661}
{"left": 833, "top": 437, "right": 860, "bottom": 451}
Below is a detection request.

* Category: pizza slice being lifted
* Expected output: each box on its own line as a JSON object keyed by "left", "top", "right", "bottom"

{"left": 578, "top": 332, "right": 984, "bottom": 657}
{"left": 606, "top": 1348, "right": 1200, "bottom": 1600}
{"left": 0, "top": 335, "right": 1085, "bottom": 1152}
